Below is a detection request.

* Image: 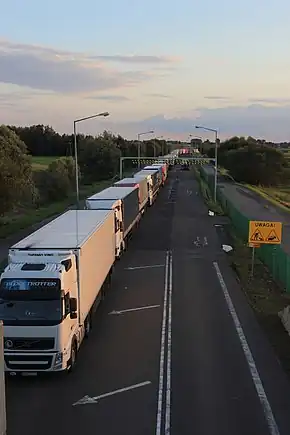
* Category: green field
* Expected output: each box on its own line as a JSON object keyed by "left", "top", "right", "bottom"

{"left": 31, "top": 156, "right": 58, "bottom": 171}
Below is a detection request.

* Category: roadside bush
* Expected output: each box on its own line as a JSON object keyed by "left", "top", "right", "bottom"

{"left": 34, "top": 157, "right": 78, "bottom": 203}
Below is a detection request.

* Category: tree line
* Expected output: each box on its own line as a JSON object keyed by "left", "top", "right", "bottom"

{"left": 2, "top": 123, "right": 287, "bottom": 219}
{"left": 204, "top": 136, "right": 290, "bottom": 186}
{"left": 0, "top": 124, "right": 173, "bottom": 217}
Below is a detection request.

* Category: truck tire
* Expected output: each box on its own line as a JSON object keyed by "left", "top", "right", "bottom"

{"left": 67, "top": 341, "right": 77, "bottom": 373}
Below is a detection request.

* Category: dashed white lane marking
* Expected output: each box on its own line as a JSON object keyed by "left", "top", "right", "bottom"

{"left": 72, "top": 381, "right": 151, "bottom": 406}
{"left": 213, "top": 261, "right": 280, "bottom": 435}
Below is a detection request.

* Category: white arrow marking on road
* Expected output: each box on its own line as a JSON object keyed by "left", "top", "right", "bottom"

{"left": 109, "top": 304, "right": 160, "bottom": 315}
{"left": 72, "top": 381, "right": 151, "bottom": 406}
{"left": 125, "top": 264, "right": 165, "bottom": 270}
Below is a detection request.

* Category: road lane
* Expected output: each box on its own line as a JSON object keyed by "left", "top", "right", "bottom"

{"left": 170, "top": 171, "right": 290, "bottom": 435}
{"left": 5, "top": 168, "right": 290, "bottom": 435}
{"left": 5, "top": 174, "right": 175, "bottom": 435}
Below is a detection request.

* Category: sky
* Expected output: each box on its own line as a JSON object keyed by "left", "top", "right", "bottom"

{"left": 1, "top": 0, "right": 290, "bottom": 141}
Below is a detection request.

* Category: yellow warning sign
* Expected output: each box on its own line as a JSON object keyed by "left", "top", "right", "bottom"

{"left": 248, "top": 221, "right": 282, "bottom": 245}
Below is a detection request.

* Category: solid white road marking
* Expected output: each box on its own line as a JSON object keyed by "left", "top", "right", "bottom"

{"left": 125, "top": 264, "right": 165, "bottom": 270}
{"left": 156, "top": 251, "right": 169, "bottom": 435}
{"left": 165, "top": 251, "right": 173, "bottom": 433}
{"left": 109, "top": 305, "right": 160, "bottom": 315}
{"left": 72, "top": 381, "right": 151, "bottom": 406}
{"left": 156, "top": 250, "right": 173, "bottom": 435}
{"left": 213, "top": 262, "right": 280, "bottom": 435}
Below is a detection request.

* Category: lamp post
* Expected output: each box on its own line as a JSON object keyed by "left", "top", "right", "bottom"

{"left": 137, "top": 130, "right": 154, "bottom": 167}
{"left": 195, "top": 125, "right": 218, "bottom": 202}
{"left": 73, "top": 112, "right": 109, "bottom": 207}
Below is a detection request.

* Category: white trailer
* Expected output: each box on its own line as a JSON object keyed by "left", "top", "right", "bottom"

{"left": 85, "top": 186, "right": 140, "bottom": 257}
{"left": 0, "top": 209, "right": 115, "bottom": 374}
{"left": 0, "top": 322, "right": 6, "bottom": 435}
{"left": 114, "top": 177, "right": 148, "bottom": 213}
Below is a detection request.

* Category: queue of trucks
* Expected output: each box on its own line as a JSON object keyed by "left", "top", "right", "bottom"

{"left": 0, "top": 159, "right": 170, "bottom": 376}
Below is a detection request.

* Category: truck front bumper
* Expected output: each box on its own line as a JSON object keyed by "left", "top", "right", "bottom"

{"left": 4, "top": 351, "right": 69, "bottom": 373}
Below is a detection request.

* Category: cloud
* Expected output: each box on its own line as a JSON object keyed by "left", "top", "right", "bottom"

{"left": 147, "top": 93, "right": 172, "bottom": 99}
{"left": 85, "top": 95, "right": 130, "bottom": 102}
{"left": 0, "top": 40, "right": 176, "bottom": 94}
{"left": 248, "top": 97, "right": 290, "bottom": 105}
{"left": 92, "top": 55, "right": 179, "bottom": 64}
{"left": 102, "top": 104, "right": 290, "bottom": 141}
{"left": 204, "top": 96, "right": 231, "bottom": 100}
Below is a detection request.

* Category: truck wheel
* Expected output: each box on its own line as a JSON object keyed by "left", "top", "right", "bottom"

{"left": 67, "top": 342, "right": 77, "bottom": 373}
{"left": 84, "top": 315, "right": 91, "bottom": 338}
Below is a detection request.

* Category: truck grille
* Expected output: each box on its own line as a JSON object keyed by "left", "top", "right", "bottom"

{"left": 4, "top": 337, "right": 55, "bottom": 350}
{"left": 4, "top": 354, "right": 53, "bottom": 371}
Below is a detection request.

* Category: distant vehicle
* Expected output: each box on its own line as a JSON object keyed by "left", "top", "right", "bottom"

{"left": 181, "top": 163, "right": 190, "bottom": 171}
{"left": 86, "top": 186, "right": 140, "bottom": 258}
{"left": 134, "top": 169, "right": 161, "bottom": 205}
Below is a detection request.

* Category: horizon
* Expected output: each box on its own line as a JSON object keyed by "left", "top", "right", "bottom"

{"left": 1, "top": 0, "right": 290, "bottom": 141}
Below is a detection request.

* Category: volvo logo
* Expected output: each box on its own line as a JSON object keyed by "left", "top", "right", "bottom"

{"left": 5, "top": 339, "right": 13, "bottom": 348}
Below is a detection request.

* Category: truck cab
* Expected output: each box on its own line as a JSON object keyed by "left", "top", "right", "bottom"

{"left": 133, "top": 171, "right": 155, "bottom": 205}
{"left": 0, "top": 251, "right": 79, "bottom": 373}
{"left": 85, "top": 198, "right": 123, "bottom": 257}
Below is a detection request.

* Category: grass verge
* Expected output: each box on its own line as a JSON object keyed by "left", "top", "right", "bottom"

{"left": 228, "top": 227, "right": 290, "bottom": 376}
{"left": 193, "top": 166, "right": 224, "bottom": 215}
{"left": 0, "top": 179, "right": 113, "bottom": 239}
{"left": 31, "top": 156, "right": 58, "bottom": 171}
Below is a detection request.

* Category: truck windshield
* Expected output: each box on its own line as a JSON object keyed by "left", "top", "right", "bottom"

{"left": 0, "top": 278, "right": 63, "bottom": 325}
{"left": 0, "top": 278, "right": 61, "bottom": 301}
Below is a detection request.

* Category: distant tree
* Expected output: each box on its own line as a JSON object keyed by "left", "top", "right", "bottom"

{"left": 78, "top": 133, "right": 121, "bottom": 183}
{"left": 0, "top": 125, "right": 36, "bottom": 215}
{"left": 225, "top": 145, "right": 288, "bottom": 185}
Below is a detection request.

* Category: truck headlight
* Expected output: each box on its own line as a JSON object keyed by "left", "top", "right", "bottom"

{"left": 54, "top": 352, "right": 63, "bottom": 367}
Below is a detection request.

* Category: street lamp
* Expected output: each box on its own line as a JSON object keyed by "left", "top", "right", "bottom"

{"left": 195, "top": 125, "right": 218, "bottom": 202}
{"left": 74, "top": 112, "right": 109, "bottom": 207}
{"left": 137, "top": 130, "right": 154, "bottom": 167}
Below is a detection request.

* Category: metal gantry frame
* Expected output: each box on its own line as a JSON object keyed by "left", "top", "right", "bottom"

{"left": 119, "top": 156, "right": 216, "bottom": 179}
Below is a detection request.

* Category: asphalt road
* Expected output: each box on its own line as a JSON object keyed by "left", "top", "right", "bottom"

{"left": 5, "top": 168, "right": 290, "bottom": 435}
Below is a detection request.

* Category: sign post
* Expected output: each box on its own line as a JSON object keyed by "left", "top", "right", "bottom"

{"left": 247, "top": 220, "right": 282, "bottom": 279}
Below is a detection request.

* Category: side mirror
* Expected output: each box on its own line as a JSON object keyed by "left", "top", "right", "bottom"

{"left": 70, "top": 297, "right": 77, "bottom": 315}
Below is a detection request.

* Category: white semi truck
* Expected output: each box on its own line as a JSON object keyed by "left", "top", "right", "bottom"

{"left": 150, "top": 163, "right": 168, "bottom": 185}
{"left": 0, "top": 322, "right": 6, "bottom": 435}
{"left": 85, "top": 186, "right": 140, "bottom": 257}
{"left": 134, "top": 169, "right": 161, "bottom": 204}
{"left": 0, "top": 209, "right": 115, "bottom": 374}
{"left": 114, "top": 177, "right": 148, "bottom": 213}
